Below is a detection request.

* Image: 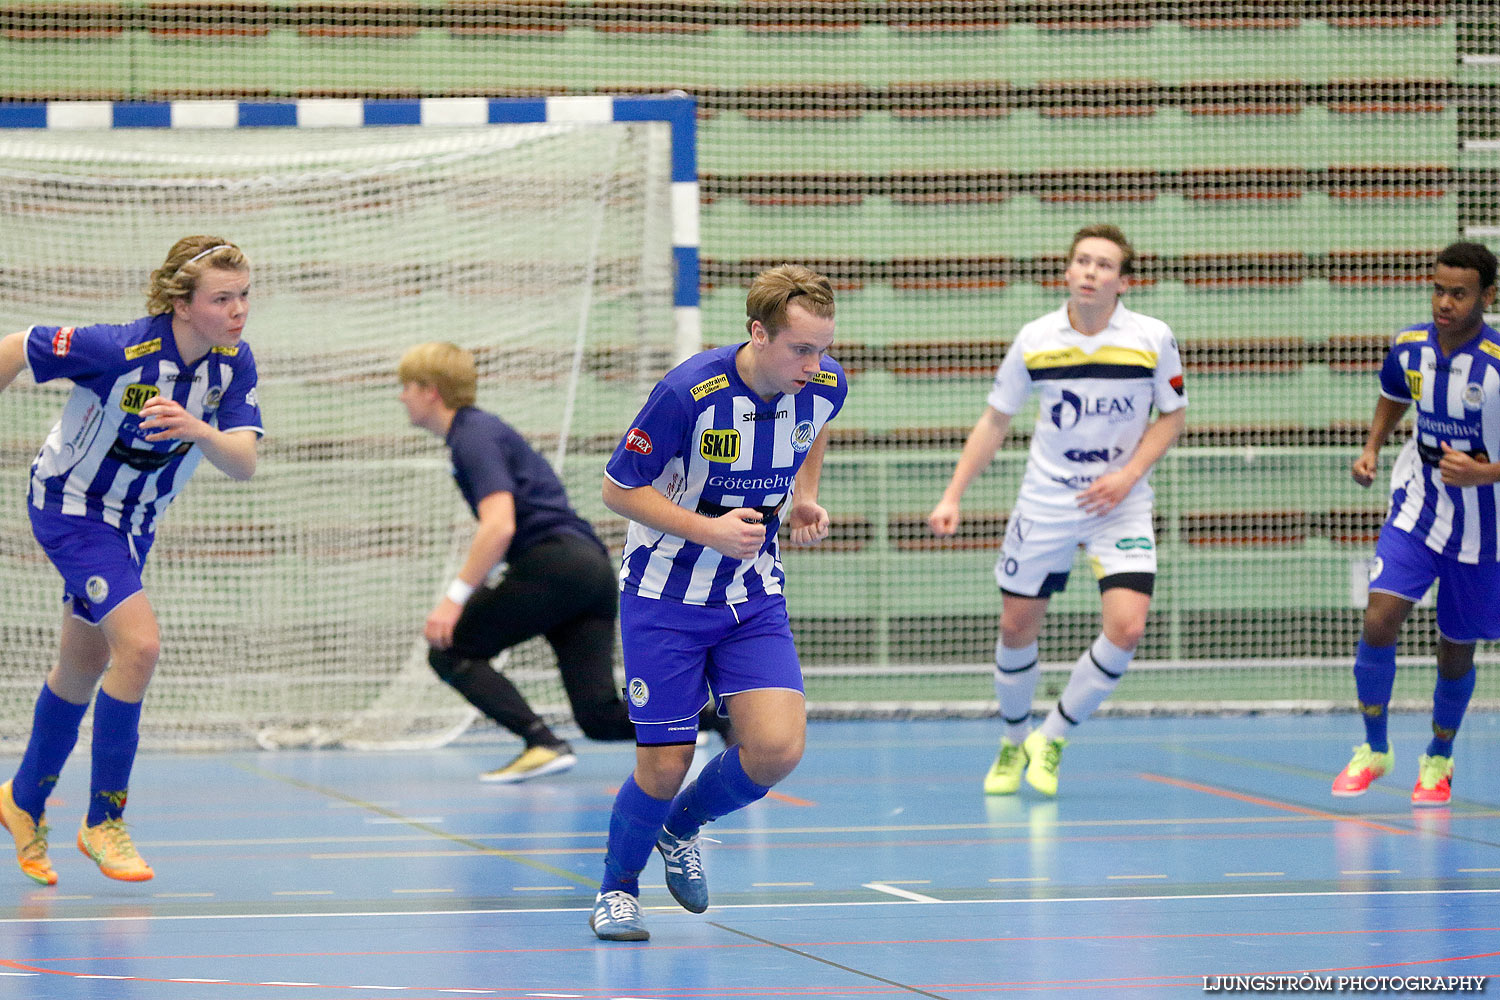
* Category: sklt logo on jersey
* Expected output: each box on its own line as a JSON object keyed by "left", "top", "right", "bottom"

{"left": 1405, "top": 370, "right": 1423, "bottom": 399}
{"left": 624, "top": 428, "right": 653, "bottom": 455}
{"left": 699, "top": 429, "right": 741, "bottom": 463}
{"left": 119, "top": 383, "right": 160, "bottom": 414}
{"left": 790, "top": 420, "right": 815, "bottom": 453}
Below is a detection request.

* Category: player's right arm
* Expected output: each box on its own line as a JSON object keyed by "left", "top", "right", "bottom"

{"left": 1352, "top": 395, "right": 1411, "bottom": 488}
{"left": 603, "top": 479, "right": 766, "bottom": 562}
{"left": 928, "top": 405, "right": 1012, "bottom": 536}
{"left": 0, "top": 331, "right": 27, "bottom": 393}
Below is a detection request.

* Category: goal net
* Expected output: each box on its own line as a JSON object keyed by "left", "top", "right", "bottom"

{"left": 0, "top": 113, "right": 678, "bottom": 749}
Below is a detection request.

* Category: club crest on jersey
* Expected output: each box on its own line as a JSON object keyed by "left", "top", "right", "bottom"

{"left": 789, "top": 419, "right": 815, "bottom": 453}
{"left": 690, "top": 374, "right": 729, "bottom": 400}
{"left": 119, "top": 383, "right": 160, "bottom": 414}
{"left": 1464, "top": 383, "right": 1485, "bottom": 411}
{"left": 203, "top": 386, "right": 224, "bottom": 410}
{"left": 625, "top": 427, "right": 653, "bottom": 455}
{"left": 51, "top": 327, "right": 75, "bottom": 357}
{"left": 123, "top": 338, "right": 162, "bottom": 361}
{"left": 699, "top": 429, "right": 741, "bottom": 463}
{"left": 627, "top": 677, "right": 649, "bottom": 707}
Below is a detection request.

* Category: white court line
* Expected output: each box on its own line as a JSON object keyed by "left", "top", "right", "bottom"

{"left": 5, "top": 886, "right": 1500, "bottom": 925}
{"left": 863, "top": 882, "right": 941, "bottom": 902}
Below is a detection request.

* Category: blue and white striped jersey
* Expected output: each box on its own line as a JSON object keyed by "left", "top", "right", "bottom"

{"left": 24, "top": 314, "right": 263, "bottom": 535}
{"left": 1381, "top": 320, "right": 1500, "bottom": 563}
{"left": 604, "top": 343, "right": 847, "bottom": 606}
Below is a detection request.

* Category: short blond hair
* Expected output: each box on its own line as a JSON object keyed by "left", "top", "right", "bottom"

{"left": 398, "top": 342, "right": 478, "bottom": 409}
{"left": 145, "top": 236, "right": 248, "bottom": 314}
{"left": 745, "top": 264, "right": 835, "bottom": 336}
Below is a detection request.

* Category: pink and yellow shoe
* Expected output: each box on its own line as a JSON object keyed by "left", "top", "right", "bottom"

{"left": 1331, "top": 743, "right": 1393, "bottom": 797}
{"left": 77, "top": 818, "right": 154, "bottom": 882}
{"left": 1411, "top": 754, "right": 1453, "bottom": 807}
{"left": 0, "top": 780, "right": 56, "bottom": 886}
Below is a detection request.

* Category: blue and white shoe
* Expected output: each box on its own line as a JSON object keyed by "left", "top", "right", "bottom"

{"left": 589, "top": 890, "right": 649, "bottom": 941}
{"left": 656, "top": 829, "right": 708, "bottom": 913}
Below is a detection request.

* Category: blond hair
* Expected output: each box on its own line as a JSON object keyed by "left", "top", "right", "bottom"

{"left": 1068, "top": 223, "right": 1135, "bottom": 277}
{"left": 398, "top": 342, "right": 478, "bottom": 409}
{"left": 145, "top": 236, "right": 248, "bottom": 314}
{"left": 744, "top": 264, "right": 835, "bottom": 336}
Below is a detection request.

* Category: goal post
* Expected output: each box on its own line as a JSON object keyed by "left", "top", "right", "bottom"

{"left": 0, "top": 95, "right": 697, "bottom": 750}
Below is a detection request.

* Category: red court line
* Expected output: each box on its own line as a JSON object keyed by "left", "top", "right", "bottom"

{"left": 1138, "top": 772, "right": 1412, "bottom": 835}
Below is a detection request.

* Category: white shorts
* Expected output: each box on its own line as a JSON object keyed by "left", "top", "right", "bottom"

{"left": 993, "top": 496, "right": 1157, "bottom": 598}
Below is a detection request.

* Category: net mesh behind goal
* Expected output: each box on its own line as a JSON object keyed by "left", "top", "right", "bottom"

{"left": 0, "top": 119, "right": 677, "bottom": 749}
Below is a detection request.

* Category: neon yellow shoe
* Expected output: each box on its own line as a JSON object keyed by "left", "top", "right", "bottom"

{"left": 983, "top": 738, "right": 1026, "bottom": 795}
{"left": 77, "top": 818, "right": 154, "bottom": 882}
{"left": 1331, "top": 743, "right": 1394, "bottom": 797}
{"left": 0, "top": 780, "right": 56, "bottom": 886}
{"left": 1411, "top": 754, "right": 1453, "bottom": 807}
{"left": 479, "top": 744, "right": 577, "bottom": 784}
{"left": 1022, "top": 729, "right": 1066, "bottom": 797}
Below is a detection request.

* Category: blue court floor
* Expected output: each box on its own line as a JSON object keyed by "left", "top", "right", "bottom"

{"left": 1, "top": 714, "right": 1497, "bottom": 999}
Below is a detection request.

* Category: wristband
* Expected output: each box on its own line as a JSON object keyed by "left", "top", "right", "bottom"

{"left": 445, "top": 579, "right": 475, "bottom": 605}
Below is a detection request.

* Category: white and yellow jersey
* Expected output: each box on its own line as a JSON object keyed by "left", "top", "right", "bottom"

{"left": 988, "top": 302, "right": 1187, "bottom": 509}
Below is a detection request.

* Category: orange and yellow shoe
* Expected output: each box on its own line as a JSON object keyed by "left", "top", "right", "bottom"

{"left": 1331, "top": 743, "right": 1393, "bottom": 797}
{"left": 1411, "top": 754, "right": 1453, "bottom": 807}
{"left": 0, "top": 779, "right": 56, "bottom": 886}
{"left": 77, "top": 818, "right": 154, "bottom": 882}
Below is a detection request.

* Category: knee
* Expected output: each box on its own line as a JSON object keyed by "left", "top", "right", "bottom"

{"left": 1361, "top": 617, "right": 1401, "bottom": 648}
{"left": 999, "top": 618, "right": 1039, "bottom": 649}
{"left": 635, "top": 751, "right": 694, "bottom": 798}
{"left": 110, "top": 629, "right": 160, "bottom": 674}
{"left": 574, "top": 703, "right": 633, "bottom": 742}
{"left": 428, "top": 650, "right": 485, "bottom": 685}
{"left": 738, "top": 731, "right": 805, "bottom": 787}
{"left": 1102, "top": 620, "right": 1146, "bottom": 652}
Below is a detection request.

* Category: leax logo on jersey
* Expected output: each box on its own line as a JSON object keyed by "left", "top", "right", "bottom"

{"left": 699, "top": 429, "right": 741, "bottom": 463}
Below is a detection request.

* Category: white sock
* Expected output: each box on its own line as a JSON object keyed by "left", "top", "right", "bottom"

{"left": 995, "top": 639, "right": 1040, "bottom": 743}
{"left": 1040, "top": 634, "right": 1134, "bottom": 740}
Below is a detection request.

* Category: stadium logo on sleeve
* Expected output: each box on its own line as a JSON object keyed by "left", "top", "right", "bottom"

{"left": 119, "top": 383, "right": 160, "bottom": 414}
{"left": 790, "top": 420, "right": 815, "bottom": 453}
{"left": 627, "top": 677, "right": 650, "bottom": 707}
{"left": 625, "top": 428, "right": 653, "bottom": 455}
{"left": 51, "top": 327, "right": 75, "bottom": 357}
{"left": 123, "top": 338, "right": 162, "bottom": 361}
{"left": 690, "top": 374, "right": 730, "bottom": 400}
{"left": 699, "top": 429, "right": 741, "bottom": 463}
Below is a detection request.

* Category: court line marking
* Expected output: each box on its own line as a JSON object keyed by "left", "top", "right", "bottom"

{"left": 708, "top": 921, "right": 953, "bottom": 1000}
{"left": 863, "top": 883, "right": 942, "bottom": 903}
{"left": 1137, "top": 772, "right": 1413, "bottom": 835}
{"left": 5, "top": 886, "right": 1500, "bottom": 926}
{"left": 232, "top": 762, "right": 594, "bottom": 887}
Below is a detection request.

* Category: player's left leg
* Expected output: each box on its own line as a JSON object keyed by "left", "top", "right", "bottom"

{"left": 78, "top": 590, "right": 161, "bottom": 882}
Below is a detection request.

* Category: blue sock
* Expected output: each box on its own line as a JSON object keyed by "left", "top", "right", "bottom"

{"left": 600, "top": 775, "right": 672, "bottom": 896}
{"left": 1352, "top": 639, "right": 1398, "bottom": 753}
{"left": 87, "top": 691, "right": 143, "bottom": 825}
{"left": 1427, "top": 670, "right": 1475, "bottom": 758}
{"left": 663, "top": 745, "right": 770, "bottom": 839}
{"left": 10, "top": 685, "right": 89, "bottom": 822}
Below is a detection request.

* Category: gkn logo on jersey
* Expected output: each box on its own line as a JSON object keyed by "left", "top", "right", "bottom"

{"left": 1049, "top": 389, "right": 1136, "bottom": 430}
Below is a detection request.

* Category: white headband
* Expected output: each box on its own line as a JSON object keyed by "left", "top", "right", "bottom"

{"left": 185, "top": 244, "right": 233, "bottom": 266}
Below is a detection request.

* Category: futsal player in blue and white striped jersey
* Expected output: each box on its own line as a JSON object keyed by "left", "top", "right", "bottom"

{"left": 589, "top": 264, "right": 846, "bottom": 941}
{"left": 0, "top": 237, "right": 262, "bottom": 885}
{"left": 1334, "top": 241, "right": 1499, "bottom": 806}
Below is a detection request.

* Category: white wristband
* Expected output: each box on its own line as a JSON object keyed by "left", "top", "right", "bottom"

{"left": 445, "top": 579, "right": 475, "bottom": 605}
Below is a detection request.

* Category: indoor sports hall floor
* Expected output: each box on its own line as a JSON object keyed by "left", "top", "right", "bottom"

{"left": 2, "top": 714, "right": 1497, "bottom": 999}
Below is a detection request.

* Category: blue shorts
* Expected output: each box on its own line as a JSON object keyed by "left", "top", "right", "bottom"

{"left": 619, "top": 590, "right": 803, "bottom": 745}
{"left": 1369, "top": 525, "right": 1500, "bottom": 643}
{"left": 29, "top": 507, "right": 155, "bottom": 625}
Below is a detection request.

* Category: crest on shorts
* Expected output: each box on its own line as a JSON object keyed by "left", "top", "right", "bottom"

{"left": 627, "top": 677, "right": 649, "bottom": 707}
{"left": 85, "top": 576, "right": 109, "bottom": 603}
